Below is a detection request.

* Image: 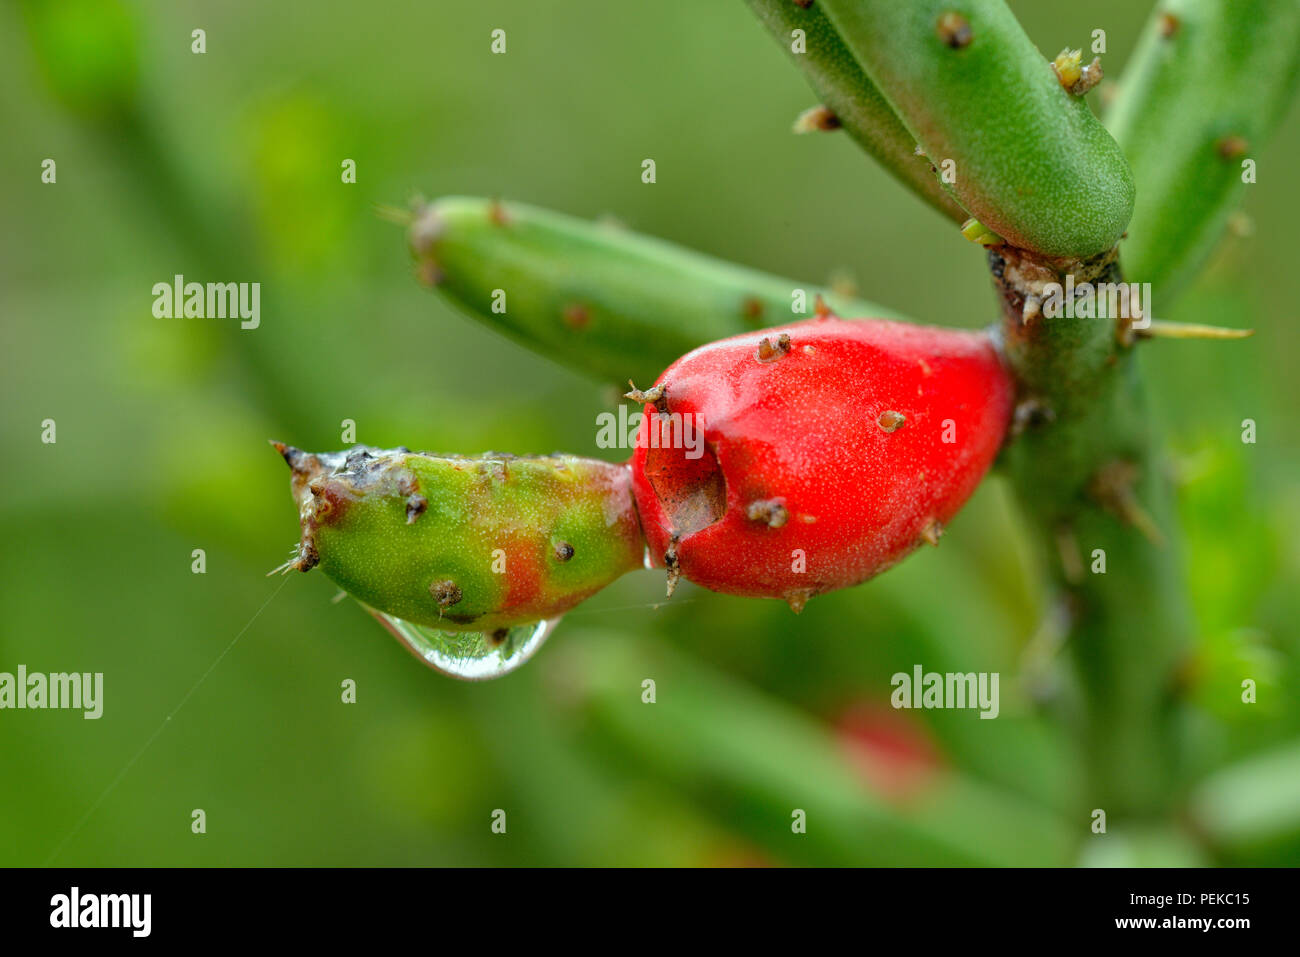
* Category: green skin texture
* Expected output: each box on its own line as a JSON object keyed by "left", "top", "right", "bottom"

{"left": 1105, "top": 0, "right": 1300, "bottom": 303}
{"left": 745, "top": 0, "right": 967, "bottom": 223}
{"left": 818, "top": 0, "right": 1135, "bottom": 259}
{"left": 409, "top": 197, "right": 892, "bottom": 387}
{"left": 297, "top": 450, "right": 644, "bottom": 633}
{"left": 991, "top": 0, "right": 1300, "bottom": 824}
{"left": 990, "top": 245, "right": 1194, "bottom": 820}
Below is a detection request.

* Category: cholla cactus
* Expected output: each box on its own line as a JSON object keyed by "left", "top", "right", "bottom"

{"left": 15, "top": 0, "right": 1300, "bottom": 873}
{"left": 265, "top": 0, "right": 1300, "bottom": 857}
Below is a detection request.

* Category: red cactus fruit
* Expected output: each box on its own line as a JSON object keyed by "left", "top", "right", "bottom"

{"left": 629, "top": 316, "right": 1014, "bottom": 609}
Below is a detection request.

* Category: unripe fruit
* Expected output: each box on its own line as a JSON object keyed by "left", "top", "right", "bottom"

{"left": 629, "top": 317, "right": 1014, "bottom": 609}
{"left": 274, "top": 444, "right": 644, "bottom": 633}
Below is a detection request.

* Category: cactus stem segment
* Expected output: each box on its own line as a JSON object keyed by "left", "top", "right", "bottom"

{"left": 406, "top": 197, "right": 887, "bottom": 386}
{"left": 1106, "top": 1, "right": 1300, "bottom": 302}
{"left": 793, "top": 104, "right": 842, "bottom": 133}
{"left": 818, "top": 0, "right": 1133, "bottom": 257}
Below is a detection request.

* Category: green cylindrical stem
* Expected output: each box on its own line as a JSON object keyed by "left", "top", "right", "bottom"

{"left": 818, "top": 0, "right": 1134, "bottom": 258}
{"left": 1106, "top": 0, "right": 1300, "bottom": 303}
{"left": 989, "top": 246, "right": 1193, "bottom": 820}
{"left": 275, "top": 444, "right": 645, "bottom": 633}
{"left": 745, "top": 0, "right": 967, "bottom": 223}
{"left": 573, "top": 634, "right": 1073, "bottom": 866}
{"left": 408, "top": 197, "right": 891, "bottom": 386}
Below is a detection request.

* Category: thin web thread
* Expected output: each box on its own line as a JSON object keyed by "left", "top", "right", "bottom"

{"left": 43, "top": 576, "right": 290, "bottom": 865}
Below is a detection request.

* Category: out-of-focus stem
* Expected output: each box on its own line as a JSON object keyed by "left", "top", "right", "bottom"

{"left": 1106, "top": 0, "right": 1300, "bottom": 304}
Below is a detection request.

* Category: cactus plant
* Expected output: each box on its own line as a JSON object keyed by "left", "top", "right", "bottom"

{"left": 405, "top": 196, "right": 889, "bottom": 386}
{"left": 1105, "top": 0, "right": 1300, "bottom": 301}
{"left": 12, "top": 0, "right": 1300, "bottom": 872}
{"left": 261, "top": 0, "right": 1300, "bottom": 863}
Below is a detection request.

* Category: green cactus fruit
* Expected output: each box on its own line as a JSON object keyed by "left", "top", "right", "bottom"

{"left": 407, "top": 196, "right": 890, "bottom": 386}
{"left": 273, "top": 444, "right": 645, "bottom": 635}
{"left": 818, "top": 0, "right": 1135, "bottom": 258}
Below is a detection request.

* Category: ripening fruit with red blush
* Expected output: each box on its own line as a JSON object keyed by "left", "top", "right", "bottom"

{"left": 629, "top": 316, "right": 1014, "bottom": 610}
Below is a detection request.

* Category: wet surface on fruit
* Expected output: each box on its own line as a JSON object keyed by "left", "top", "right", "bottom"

{"left": 277, "top": 446, "right": 645, "bottom": 635}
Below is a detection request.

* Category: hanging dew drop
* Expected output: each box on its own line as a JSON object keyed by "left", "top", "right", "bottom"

{"left": 364, "top": 606, "right": 558, "bottom": 680}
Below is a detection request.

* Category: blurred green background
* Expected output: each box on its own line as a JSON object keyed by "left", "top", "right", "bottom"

{"left": 2, "top": 0, "right": 1298, "bottom": 866}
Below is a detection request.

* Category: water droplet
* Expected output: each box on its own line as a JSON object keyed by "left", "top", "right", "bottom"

{"left": 642, "top": 546, "right": 655, "bottom": 570}
{"left": 364, "top": 606, "right": 558, "bottom": 680}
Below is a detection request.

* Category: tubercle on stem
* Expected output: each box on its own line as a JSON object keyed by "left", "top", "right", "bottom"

{"left": 985, "top": 230, "right": 1193, "bottom": 816}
